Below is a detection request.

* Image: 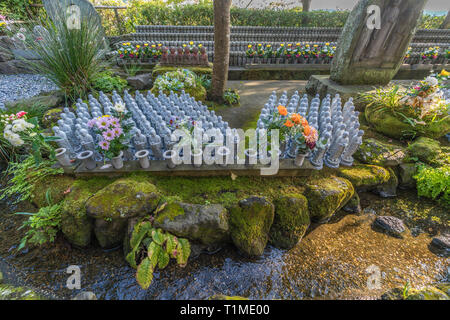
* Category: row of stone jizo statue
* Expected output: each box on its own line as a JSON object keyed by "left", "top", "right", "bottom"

{"left": 53, "top": 89, "right": 362, "bottom": 173}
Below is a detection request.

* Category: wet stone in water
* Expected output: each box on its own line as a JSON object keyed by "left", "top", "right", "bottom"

{"left": 372, "top": 216, "right": 406, "bottom": 238}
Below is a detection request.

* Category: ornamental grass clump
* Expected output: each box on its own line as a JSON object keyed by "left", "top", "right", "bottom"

{"left": 3, "top": 10, "right": 109, "bottom": 100}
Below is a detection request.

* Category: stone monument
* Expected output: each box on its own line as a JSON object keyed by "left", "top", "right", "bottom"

{"left": 330, "top": 0, "right": 427, "bottom": 85}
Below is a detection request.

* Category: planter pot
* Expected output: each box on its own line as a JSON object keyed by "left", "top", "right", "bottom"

{"left": 287, "top": 141, "right": 298, "bottom": 158}
{"left": 111, "top": 151, "right": 124, "bottom": 169}
{"left": 164, "top": 150, "right": 177, "bottom": 169}
{"left": 276, "top": 58, "right": 282, "bottom": 64}
{"left": 55, "top": 148, "right": 71, "bottom": 167}
{"left": 134, "top": 141, "right": 146, "bottom": 151}
{"left": 192, "top": 148, "right": 203, "bottom": 168}
{"left": 135, "top": 150, "right": 150, "bottom": 169}
{"left": 299, "top": 57, "right": 305, "bottom": 64}
{"left": 248, "top": 57, "right": 254, "bottom": 65}
{"left": 244, "top": 148, "right": 258, "bottom": 165}
{"left": 294, "top": 152, "right": 308, "bottom": 167}
{"left": 216, "top": 146, "right": 231, "bottom": 167}
{"left": 76, "top": 150, "right": 96, "bottom": 170}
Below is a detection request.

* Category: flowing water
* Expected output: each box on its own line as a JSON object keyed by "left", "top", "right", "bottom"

{"left": 0, "top": 184, "right": 448, "bottom": 300}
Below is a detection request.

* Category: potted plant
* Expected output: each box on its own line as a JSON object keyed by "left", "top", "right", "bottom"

{"left": 256, "top": 43, "right": 264, "bottom": 64}
{"left": 246, "top": 44, "right": 255, "bottom": 64}
{"left": 276, "top": 44, "right": 285, "bottom": 64}
{"left": 88, "top": 102, "right": 133, "bottom": 169}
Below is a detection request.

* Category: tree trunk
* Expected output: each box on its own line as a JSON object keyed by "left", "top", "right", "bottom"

{"left": 302, "top": 0, "right": 311, "bottom": 12}
{"left": 440, "top": 11, "right": 450, "bottom": 29}
{"left": 211, "top": 0, "right": 232, "bottom": 102}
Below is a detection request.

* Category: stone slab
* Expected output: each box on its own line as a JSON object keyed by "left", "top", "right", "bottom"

{"left": 73, "top": 158, "right": 318, "bottom": 177}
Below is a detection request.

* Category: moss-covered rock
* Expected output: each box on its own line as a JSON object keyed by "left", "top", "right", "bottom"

{"left": 0, "top": 284, "right": 44, "bottom": 300}
{"left": 42, "top": 108, "right": 63, "bottom": 128}
{"left": 153, "top": 202, "right": 230, "bottom": 248}
{"left": 85, "top": 178, "right": 160, "bottom": 220}
{"left": 269, "top": 194, "right": 310, "bottom": 249}
{"left": 61, "top": 179, "right": 110, "bottom": 247}
{"left": 375, "top": 167, "right": 398, "bottom": 198}
{"left": 407, "top": 137, "right": 441, "bottom": 165}
{"left": 398, "top": 163, "right": 417, "bottom": 189}
{"left": 343, "top": 192, "right": 362, "bottom": 214}
{"left": 353, "top": 138, "right": 407, "bottom": 166}
{"left": 405, "top": 287, "right": 449, "bottom": 300}
{"left": 434, "top": 283, "right": 450, "bottom": 296}
{"left": 31, "top": 175, "right": 75, "bottom": 208}
{"left": 304, "top": 177, "right": 354, "bottom": 223}
{"left": 229, "top": 196, "right": 275, "bottom": 256}
{"left": 365, "top": 104, "right": 450, "bottom": 139}
{"left": 338, "top": 164, "right": 390, "bottom": 192}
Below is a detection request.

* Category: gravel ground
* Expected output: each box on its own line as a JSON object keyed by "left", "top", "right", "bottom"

{"left": 0, "top": 74, "right": 58, "bottom": 110}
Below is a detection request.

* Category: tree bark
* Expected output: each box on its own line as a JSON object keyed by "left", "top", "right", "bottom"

{"left": 302, "top": 0, "right": 311, "bottom": 12}
{"left": 211, "top": 0, "right": 232, "bottom": 102}
{"left": 440, "top": 11, "right": 450, "bottom": 29}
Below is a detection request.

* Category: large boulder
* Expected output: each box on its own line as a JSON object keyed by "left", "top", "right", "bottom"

{"left": 86, "top": 178, "right": 160, "bottom": 249}
{"left": 407, "top": 137, "right": 441, "bottom": 165}
{"left": 4, "top": 91, "right": 64, "bottom": 109}
{"left": 269, "top": 194, "right": 310, "bottom": 249}
{"left": 353, "top": 138, "right": 406, "bottom": 166}
{"left": 338, "top": 164, "right": 391, "bottom": 192}
{"left": 304, "top": 177, "right": 354, "bottom": 223}
{"left": 365, "top": 104, "right": 450, "bottom": 140}
{"left": 229, "top": 196, "right": 275, "bottom": 256}
{"left": 127, "top": 73, "right": 152, "bottom": 90}
{"left": 430, "top": 234, "right": 450, "bottom": 257}
{"left": 382, "top": 286, "right": 449, "bottom": 300}
{"left": 60, "top": 179, "right": 107, "bottom": 247}
{"left": 0, "top": 284, "right": 44, "bottom": 300}
{"left": 86, "top": 178, "right": 160, "bottom": 220}
{"left": 153, "top": 202, "right": 230, "bottom": 248}
{"left": 342, "top": 192, "right": 362, "bottom": 214}
{"left": 42, "top": 108, "right": 63, "bottom": 128}
{"left": 31, "top": 175, "right": 75, "bottom": 208}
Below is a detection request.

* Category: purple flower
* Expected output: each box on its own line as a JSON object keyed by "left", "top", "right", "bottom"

{"left": 97, "top": 117, "right": 110, "bottom": 130}
{"left": 87, "top": 119, "right": 96, "bottom": 128}
{"left": 103, "top": 129, "right": 115, "bottom": 141}
{"left": 99, "top": 140, "right": 110, "bottom": 150}
{"left": 109, "top": 117, "right": 120, "bottom": 128}
{"left": 112, "top": 127, "right": 123, "bottom": 137}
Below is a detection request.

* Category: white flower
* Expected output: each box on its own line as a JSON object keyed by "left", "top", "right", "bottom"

{"left": 113, "top": 102, "right": 126, "bottom": 113}
{"left": 425, "top": 76, "right": 438, "bottom": 86}
{"left": 11, "top": 119, "right": 27, "bottom": 132}
{"left": 9, "top": 137, "right": 24, "bottom": 147}
{"left": 15, "top": 32, "right": 26, "bottom": 41}
{"left": 19, "top": 27, "right": 26, "bottom": 33}
{"left": 30, "top": 132, "right": 37, "bottom": 137}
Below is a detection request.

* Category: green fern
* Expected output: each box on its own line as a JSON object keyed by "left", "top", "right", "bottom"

{"left": 126, "top": 221, "right": 191, "bottom": 290}
{"left": 414, "top": 165, "right": 450, "bottom": 208}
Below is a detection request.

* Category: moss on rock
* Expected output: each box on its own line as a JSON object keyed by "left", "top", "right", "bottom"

{"left": 61, "top": 178, "right": 111, "bottom": 247}
{"left": 375, "top": 167, "right": 398, "bottom": 198}
{"left": 365, "top": 104, "right": 450, "bottom": 140}
{"left": 269, "top": 194, "right": 310, "bottom": 249}
{"left": 154, "top": 202, "right": 230, "bottom": 247}
{"left": 229, "top": 196, "right": 275, "bottom": 256}
{"left": 405, "top": 287, "right": 449, "bottom": 300}
{"left": 0, "top": 284, "right": 44, "bottom": 300}
{"left": 338, "top": 164, "right": 390, "bottom": 191}
{"left": 353, "top": 138, "right": 407, "bottom": 166}
{"left": 85, "top": 177, "right": 160, "bottom": 220}
{"left": 31, "top": 175, "right": 75, "bottom": 208}
{"left": 304, "top": 177, "right": 354, "bottom": 223}
{"left": 41, "top": 108, "right": 63, "bottom": 128}
{"left": 407, "top": 137, "right": 441, "bottom": 165}
{"left": 343, "top": 192, "right": 361, "bottom": 214}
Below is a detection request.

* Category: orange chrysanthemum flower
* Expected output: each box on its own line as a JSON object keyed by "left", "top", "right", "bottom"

{"left": 284, "top": 120, "right": 294, "bottom": 127}
{"left": 291, "top": 113, "right": 302, "bottom": 124}
{"left": 278, "top": 105, "right": 288, "bottom": 116}
{"left": 302, "top": 118, "right": 308, "bottom": 126}
{"left": 303, "top": 125, "right": 311, "bottom": 136}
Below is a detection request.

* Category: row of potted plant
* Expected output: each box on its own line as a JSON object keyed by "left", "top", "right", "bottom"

{"left": 404, "top": 46, "right": 450, "bottom": 64}
{"left": 245, "top": 43, "right": 336, "bottom": 64}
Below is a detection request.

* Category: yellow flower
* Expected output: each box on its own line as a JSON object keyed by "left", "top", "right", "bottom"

{"left": 296, "top": 42, "right": 300, "bottom": 46}
{"left": 122, "top": 43, "right": 127, "bottom": 46}
{"left": 126, "top": 42, "right": 130, "bottom": 46}
{"left": 267, "top": 44, "right": 271, "bottom": 48}
{"left": 190, "top": 41, "right": 194, "bottom": 45}
{"left": 325, "top": 42, "right": 330, "bottom": 46}
{"left": 144, "top": 43, "right": 149, "bottom": 46}
{"left": 0, "top": 22, "right": 5, "bottom": 27}
{"left": 248, "top": 44, "right": 252, "bottom": 48}
{"left": 136, "top": 45, "right": 140, "bottom": 48}
{"left": 183, "top": 44, "right": 187, "bottom": 47}
{"left": 332, "top": 46, "right": 336, "bottom": 49}
{"left": 305, "top": 44, "right": 310, "bottom": 47}
{"left": 314, "top": 44, "right": 318, "bottom": 47}
{"left": 258, "top": 43, "right": 262, "bottom": 46}
{"left": 198, "top": 44, "right": 202, "bottom": 48}
{"left": 158, "top": 43, "right": 162, "bottom": 46}
{"left": 440, "top": 69, "right": 449, "bottom": 77}
{"left": 288, "top": 44, "right": 292, "bottom": 47}
{"left": 280, "top": 44, "right": 284, "bottom": 47}
{"left": 151, "top": 44, "right": 156, "bottom": 48}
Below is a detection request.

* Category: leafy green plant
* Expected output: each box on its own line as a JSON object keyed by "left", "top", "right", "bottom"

{"left": 15, "top": 189, "right": 62, "bottom": 250}
{"left": 223, "top": 89, "right": 240, "bottom": 106}
{"left": 414, "top": 165, "right": 450, "bottom": 208}
{"left": 91, "top": 71, "right": 128, "bottom": 93}
{"left": 0, "top": 155, "right": 63, "bottom": 203}
{"left": 402, "top": 281, "right": 411, "bottom": 299}
{"left": 126, "top": 220, "right": 191, "bottom": 290}
{"left": 122, "top": 61, "right": 142, "bottom": 77}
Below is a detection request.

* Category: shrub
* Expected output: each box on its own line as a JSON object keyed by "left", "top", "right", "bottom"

{"left": 223, "top": 89, "right": 240, "bottom": 106}
{"left": 91, "top": 71, "right": 128, "bottom": 93}
{"left": 151, "top": 68, "right": 207, "bottom": 101}
{"left": 414, "top": 165, "right": 450, "bottom": 208}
